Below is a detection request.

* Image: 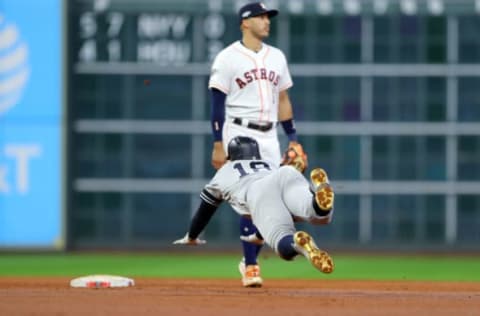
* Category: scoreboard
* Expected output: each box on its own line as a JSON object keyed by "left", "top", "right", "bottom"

{"left": 71, "top": 0, "right": 244, "bottom": 67}
{"left": 69, "top": 0, "right": 480, "bottom": 66}
{"left": 67, "top": 0, "right": 480, "bottom": 249}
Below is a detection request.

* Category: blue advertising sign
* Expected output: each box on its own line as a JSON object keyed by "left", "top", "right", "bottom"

{"left": 0, "top": 0, "right": 63, "bottom": 248}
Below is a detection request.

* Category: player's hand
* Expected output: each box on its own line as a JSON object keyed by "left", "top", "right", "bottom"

{"left": 211, "top": 141, "right": 227, "bottom": 169}
{"left": 172, "top": 233, "right": 206, "bottom": 245}
{"left": 240, "top": 232, "right": 264, "bottom": 245}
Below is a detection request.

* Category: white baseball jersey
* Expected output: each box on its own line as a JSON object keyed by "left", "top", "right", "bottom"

{"left": 209, "top": 41, "right": 293, "bottom": 123}
{"left": 201, "top": 161, "right": 333, "bottom": 252}
{"left": 208, "top": 41, "right": 293, "bottom": 166}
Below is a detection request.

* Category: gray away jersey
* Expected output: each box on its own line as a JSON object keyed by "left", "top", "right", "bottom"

{"left": 201, "top": 160, "right": 275, "bottom": 216}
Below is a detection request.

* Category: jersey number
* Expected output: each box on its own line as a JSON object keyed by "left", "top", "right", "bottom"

{"left": 233, "top": 161, "right": 271, "bottom": 178}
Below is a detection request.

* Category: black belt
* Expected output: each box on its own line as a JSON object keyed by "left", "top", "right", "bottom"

{"left": 232, "top": 118, "right": 274, "bottom": 132}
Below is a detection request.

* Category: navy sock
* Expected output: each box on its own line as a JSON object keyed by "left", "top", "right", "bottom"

{"left": 277, "top": 235, "right": 298, "bottom": 260}
{"left": 240, "top": 217, "right": 262, "bottom": 265}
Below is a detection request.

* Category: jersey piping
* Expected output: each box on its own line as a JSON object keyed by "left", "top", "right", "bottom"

{"left": 232, "top": 44, "right": 267, "bottom": 123}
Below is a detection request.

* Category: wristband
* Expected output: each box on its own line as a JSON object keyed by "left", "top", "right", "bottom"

{"left": 281, "top": 118, "right": 298, "bottom": 142}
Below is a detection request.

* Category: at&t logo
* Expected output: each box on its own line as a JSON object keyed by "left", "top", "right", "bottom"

{"left": 0, "top": 14, "right": 30, "bottom": 116}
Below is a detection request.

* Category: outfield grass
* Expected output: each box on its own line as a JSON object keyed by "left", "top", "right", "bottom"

{"left": 0, "top": 252, "right": 479, "bottom": 281}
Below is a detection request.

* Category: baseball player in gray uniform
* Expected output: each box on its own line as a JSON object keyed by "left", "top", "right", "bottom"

{"left": 209, "top": 2, "right": 304, "bottom": 287}
{"left": 174, "top": 137, "right": 335, "bottom": 277}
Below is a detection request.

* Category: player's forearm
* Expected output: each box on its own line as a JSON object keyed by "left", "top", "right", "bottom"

{"left": 278, "top": 89, "right": 294, "bottom": 121}
{"left": 188, "top": 190, "right": 222, "bottom": 239}
{"left": 213, "top": 141, "right": 223, "bottom": 149}
{"left": 278, "top": 90, "right": 298, "bottom": 141}
{"left": 188, "top": 200, "right": 218, "bottom": 239}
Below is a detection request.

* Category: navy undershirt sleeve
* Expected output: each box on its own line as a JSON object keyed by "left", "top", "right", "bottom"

{"left": 210, "top": 88, "right": 226, "bottom": 141}
{"left": 188, "top": 199, "right": 219, "bottom": 239}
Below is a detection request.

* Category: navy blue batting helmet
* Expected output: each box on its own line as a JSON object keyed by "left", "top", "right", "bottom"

{"left": 227, "top": 136, "right": 261, "bottom": 161}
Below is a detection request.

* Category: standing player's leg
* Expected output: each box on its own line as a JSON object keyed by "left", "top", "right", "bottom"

{"left": 225, "top": 125, "right": 280, "bottom": 287}
{"left": 238, "top": 129, "right": 282, "bottom": 287}
{"left": 223, "top": 123, "right": 263, "bottom": 287}
{"left": 238, "top": 216, "right": 263, "bottom": 287}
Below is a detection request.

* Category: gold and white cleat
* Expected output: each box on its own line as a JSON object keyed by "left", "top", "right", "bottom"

{"left": 294, "top": 231, "right": 334, "bottom": 274}
{"left": 310, "top": 168, "right": 334, "bottom": 211}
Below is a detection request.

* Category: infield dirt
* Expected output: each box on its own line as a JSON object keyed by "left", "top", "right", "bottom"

{"left": 0, "top": 278, "right": 479, "bottom": 315}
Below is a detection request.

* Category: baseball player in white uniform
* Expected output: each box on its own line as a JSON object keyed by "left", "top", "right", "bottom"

{"left": 173, "top": 137, "right": 335, "bottom": 276}
{"left": 208, "top": 2, "right": 305, "bottom": 287}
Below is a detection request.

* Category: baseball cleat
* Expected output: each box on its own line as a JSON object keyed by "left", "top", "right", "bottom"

{"left": 310, "top": 168, "right": 334, "bottom": 211}
{"left": 293, "top": 231, "right": 334, "bottom": 274}
{"left": 238, "top": 260, "right": 263, "bottom": 288}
